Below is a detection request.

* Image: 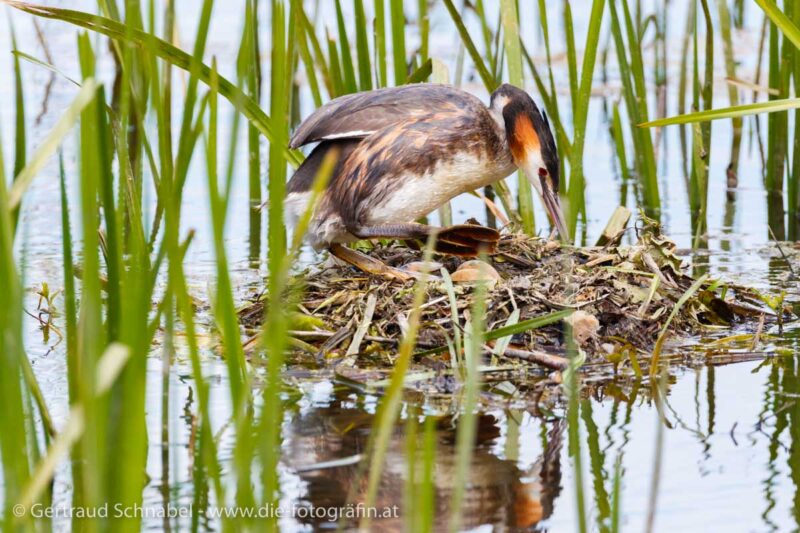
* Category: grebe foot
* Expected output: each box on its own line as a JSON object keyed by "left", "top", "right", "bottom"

{"left": 351, "top": 223, "right": 499, "bottom": 256}
{"left": 436, "top": 225, "right": 500, "bottom": 253}
{"left": 328, "top": 243, "right": 412, "bottom": 281}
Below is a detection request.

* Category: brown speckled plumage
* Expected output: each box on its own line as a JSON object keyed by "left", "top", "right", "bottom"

{"left": 322, "top": 104, "right": 506, "bottom": 231}
{"left": 288, "top": 85, "right": 511, "bottom": 239}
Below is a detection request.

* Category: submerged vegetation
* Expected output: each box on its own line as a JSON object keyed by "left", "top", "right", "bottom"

{"left": 0, "top": 0, "right": 799, "bottom": 531}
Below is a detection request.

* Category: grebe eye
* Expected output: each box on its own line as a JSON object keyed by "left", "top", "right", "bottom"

{"left": 538, "top": 167, "right": 548, "bottom": 177}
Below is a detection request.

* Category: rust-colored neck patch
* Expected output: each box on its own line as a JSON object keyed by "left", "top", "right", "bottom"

{"left": 508, "top": 114, "right": 541, "bottom": 165}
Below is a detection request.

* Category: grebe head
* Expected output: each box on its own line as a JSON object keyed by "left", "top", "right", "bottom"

{"left": 490, "top": 83, "right": 569, "bottom": 241}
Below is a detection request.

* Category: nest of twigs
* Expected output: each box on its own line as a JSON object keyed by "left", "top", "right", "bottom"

{"left": 238, "top": 212, "right": 787, "bottom": 389}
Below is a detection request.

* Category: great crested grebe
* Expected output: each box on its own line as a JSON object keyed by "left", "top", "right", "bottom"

{"left": 286, "top": 83, "right": 568, "bottom": 279}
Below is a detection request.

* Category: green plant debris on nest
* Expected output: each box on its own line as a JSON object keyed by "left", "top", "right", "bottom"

{"left": 239, "top": 215, "right": 792, "bottom": 393}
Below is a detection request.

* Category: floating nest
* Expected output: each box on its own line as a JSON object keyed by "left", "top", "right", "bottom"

{"left": 238, "top": 212, "right": 791, "bottom": 394}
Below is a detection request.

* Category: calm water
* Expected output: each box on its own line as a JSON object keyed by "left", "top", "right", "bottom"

{"left": 3, "top": 1, "right": 800, "bottom": 531}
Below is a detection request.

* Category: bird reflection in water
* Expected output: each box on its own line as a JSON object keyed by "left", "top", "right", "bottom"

{"left": 285, "top": 389, "right": 564, "bottom": 531}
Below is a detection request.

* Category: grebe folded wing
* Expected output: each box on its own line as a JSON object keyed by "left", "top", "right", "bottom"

{"left": 289, "top": 84, "right": 487, "bottom": 149}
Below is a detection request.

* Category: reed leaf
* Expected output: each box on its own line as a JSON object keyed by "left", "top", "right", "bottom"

{"left": 0, "top": 130, "right": 34, "bottom": 529}
{"left": 651, "top": 274, "right": 710, "bottom": 374}
{"left": 608, "top": 0, "right": 660, "bottom": 217}
{"left": 755, "top": 0, "right": 800, "bottom": 50}
{"left": 717, "top": 0, "right": 743, "bottom": 173}
{"left": 353, "top": 0, "right": 372, "bottom": 91}
{"left": 335, "top": 0, "right": 358, "bottom": 93}
{"left": 443, "top": 0, "right": 497, "bottom": 91}
{"left": 373, "top": 0, "right": 388, "bottom": 87}
{"left": 640, "top": 97, "right": 800, "bottom": 126}
{"left": 389, "top": 0, "right": 406, "bottom": 85}
{"left": 567, "top": 0, "right": 607, "bottom": 235}
{"left": 405, "top": 58, "right": 432, "bottom": 83}
{"left": 448, "top": 274, "right": 487, "bottom": 533}
{"left": 10, "top": 20, "right": 25, "bottom": 232}
{"left": 360, "top": 240, "right": 437, "bottom": 529}
{"left": 500, "top": 0, "right": 534, "bottom": 235}
{"left": 8, "top": 80, "right": 97, "bottom": 209}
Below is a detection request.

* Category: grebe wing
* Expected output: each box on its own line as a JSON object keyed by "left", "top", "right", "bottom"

{"left": 289, "top": 84, "right": 486, "bottom": 149}
{"left": 286, "top": 139, "right": 360, "bottom": 194}
{"left": 323, "top": 105, "right": 501, "bottom": 227}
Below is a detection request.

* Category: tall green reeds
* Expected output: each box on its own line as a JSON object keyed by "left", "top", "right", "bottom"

{"left": 717, "top": 0, "right": 743, "bottom": 176}
{"left": 10, "top": 21, "right": 26, "bottom": 233}
{"left": 0, "top": 127, "right": 35, "bottom": 531}
{"left": 608, "top": 0, "right": 660, "bottom": 218}
{"left": 565, "top": 0, "right": 608, "bottom": 237}
{"left": 644, "top": 0, "right": 800, "bottom": 240}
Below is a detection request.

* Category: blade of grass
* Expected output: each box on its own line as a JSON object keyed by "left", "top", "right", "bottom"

{"left": 326, "top": 29, "right": 346, "bottom": 96}
{"left": 567, "top": 0, "right": 607, "bottom": 236}
{"left": 755, "top": 0, "right": 800, "bottom": 50}
{"left": 359, "top": 238, "right": 437, "bottom": 530}
{"left": 563, "top": 1, "right": 579, "bottom": 115}
{"left": 791, "top": 0, "right": 800, "bottom": 239}
{"left": 295, "top": 2, "right": 322, "bottom": 106}
{"left": 609, "top": 0, "right": 660, "bottom": 218}
{"left": 0, "top": 129, "right": 34, "bottom": 528}
{"left": 58, "top": 153, "right": 78, "bottom": 404}
{"left": 353, "top": 0, "right": 372, "bottom": 91}
{"left": 500, "top": 0, "right": 535, "bottom": 235}
{"left": 640, "top": 97, "right": 800, "bottom": 126}
{"left": 15, "top": 343, "right": 130, "bottom": 515}
{"left": 244, "top": 0, "right": 263, "bottom": 263}
{"left": 93, "top": 84, "right": 122, "bottom": 342}
{"left": 13, "top": 50, "right": 82, "bottom": 86}
{"left": 299, "top": 7, "right": 335, "bottom": 96}
{"left": 389, "top": 0, "right": 406, "bottom": 85}
{"left": 699, "top": 0, "right": 714, "bottom": 155}
{"left": 448, "top": 268, "right": 488, "bottom": 533}
{"left": 443, "top": 0, "right": 497, "bottom": 91}
{"left": 207, "top": 63, "right": 249, "bottom": 420}
{"left": 650, "top": 274, "right": 709, "bottom": 375}
{"left": 335, "top": 0, "right": 358, "bottom": 93}
{"left": 611, "top": 105, "right": 631, "bottom": 206}
{"left": 75, "top": 35, "right": 106, "bottom": 516}
{"left": 268, "top": 0, "right": 290, "bottom": 277}
{"left": 373, "top": 0, "right": 387, "bottom": 87}
{"left": 10, "top": 20, "right": 26, "bottom": 232}
{"left": 8, "top": 80, "right": 97, "bottom": 209}
{"left": 417, "top": 0, "right": 429, "bottom": 62}
{"left": 405, "top": 57, "right": 432, "bottom": 83}
{"left": 717, "top": 0, "right": 743, "bottom": 174}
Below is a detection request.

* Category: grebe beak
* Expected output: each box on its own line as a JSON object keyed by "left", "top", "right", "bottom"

{"left": 524, "top": 167, "right": 570, "bottom": 243}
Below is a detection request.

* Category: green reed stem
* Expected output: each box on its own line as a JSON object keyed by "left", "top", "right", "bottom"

{"left": 500, "top": 0, "right": 534, "bottom": 235}
{"left": 448, "top": 273, "right": 487, "bottom": 533}
{"left": 567, "top": 0, "right": 606, "bottom": 238}
{"left": 10, "top": 20, "right": 26, "bottom": 233}
{"left": 389, "top": 0, "right": 406, "bottom": 85}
